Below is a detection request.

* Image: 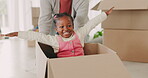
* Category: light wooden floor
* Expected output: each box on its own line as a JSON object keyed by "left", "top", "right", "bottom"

{"left": 0, "top": 38, "right": 148, "bottom": 78}
{"left": 0, "top": 38, "right": 36, "bottom": 78}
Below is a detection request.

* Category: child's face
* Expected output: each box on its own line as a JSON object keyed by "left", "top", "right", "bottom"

{"left": 55, "top": 16, "right": 74, "bottom": 38}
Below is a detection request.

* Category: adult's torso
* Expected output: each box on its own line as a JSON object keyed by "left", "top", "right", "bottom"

{"left": 49, "top": 0, "right": 83, "bottom": 18}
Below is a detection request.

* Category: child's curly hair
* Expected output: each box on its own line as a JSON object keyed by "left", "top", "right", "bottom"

{"left": 53, "top": 12, "right": 74, "bottom": 25}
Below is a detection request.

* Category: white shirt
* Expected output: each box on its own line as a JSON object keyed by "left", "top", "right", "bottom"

{"left": 18, "top": 12, "right": 107, "bottom": 53}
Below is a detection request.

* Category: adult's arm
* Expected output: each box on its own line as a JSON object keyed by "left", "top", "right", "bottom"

{"left": 38, "top": 0, "right": 52, "bottom": 35}
{"left": 74, "top": 0, "right": 89, "bottom": 30}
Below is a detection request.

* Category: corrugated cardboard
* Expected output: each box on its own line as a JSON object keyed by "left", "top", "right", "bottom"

{"left": 32, "top": 7, "right": 40, "bottom": 27}
{"left": 36, "top": 43, "right": 132, "bottom": 78}
{"left": 92, "top": 0, "right": 148, "bottom": 30}
{"left": 102, "top": 10, "right": 148, "bottom": 30}
{"left": 27, "top": 40, "right": 35, "bottom": 47}
{"left": 103, "top": 29, "right": 148, "bottom": 62}
{"left": 32, "top": 7, "right": 40, "bottom": 18}
{"left": 92, "top": 0, "right": 148, "bottom": 62}
{"left": 93, "top": 0, "right": 148, "bottom": 10}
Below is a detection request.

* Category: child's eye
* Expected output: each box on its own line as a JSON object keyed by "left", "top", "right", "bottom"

{"left": 68, "top": 25, "right": 71, "bottom": 27}
{"left": 59, "top": 26, "right": 64, "bottom": 28}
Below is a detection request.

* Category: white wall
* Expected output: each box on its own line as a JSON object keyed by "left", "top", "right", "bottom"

{"left": 0, "top": 0, "right": 7, "bottom": 28}
{"left": 5, "top": 0, "right": 33, "bottom": 33}
{"left": 31, "top": 0, "right": 40, "bottom": 7}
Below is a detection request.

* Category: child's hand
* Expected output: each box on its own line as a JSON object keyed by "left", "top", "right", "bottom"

{"left": 105, "top": 7, "right": 114, "bottom": 16}
{"left": 1, "top": 32, "right": 18, "bottom": 37}
{"left": 0, "top": 34, "right": 5, "bottom": 37}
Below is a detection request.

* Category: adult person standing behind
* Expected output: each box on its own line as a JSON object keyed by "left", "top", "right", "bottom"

{"left": 38, "top": 0, "right": 89, "bottom": 58}
{"left": 38, "top": 0, "right": 89, "bottom": 35}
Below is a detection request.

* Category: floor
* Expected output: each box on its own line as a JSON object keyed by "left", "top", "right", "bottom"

{"left": 0, "top": 38, "right": 36, "bottom": 78}
{"left": 0, "top": 38, "right": 148, "bottom": 78}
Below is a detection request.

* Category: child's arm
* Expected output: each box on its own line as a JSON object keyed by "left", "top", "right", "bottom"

{"left": 76, "top": 7, "right": 114, "bottom": 38}
{"left": 0, "top": 31, "right": 58, "bottom": 47}
{"left": 0, "top": 32, "right": 18, "bottom": 37}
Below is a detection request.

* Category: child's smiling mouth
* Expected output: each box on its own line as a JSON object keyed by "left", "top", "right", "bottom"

{"left": 63, "top": 31, "right": 71, "bottom": 35}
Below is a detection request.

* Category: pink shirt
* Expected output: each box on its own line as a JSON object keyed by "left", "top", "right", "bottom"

{"left": 60, "top": 0, "right": 72, "bottom": 15}
{"left": 57, "top": 32, "right": 84, "bottom": 58}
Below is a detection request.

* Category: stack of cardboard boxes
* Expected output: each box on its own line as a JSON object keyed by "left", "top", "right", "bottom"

{"left": 94, "top": 0, "right": 148, "bottom": 62}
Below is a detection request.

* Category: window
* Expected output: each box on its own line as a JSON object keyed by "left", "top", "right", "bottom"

{"left": 0, "top": 0, "right": 8, "bottom": 29}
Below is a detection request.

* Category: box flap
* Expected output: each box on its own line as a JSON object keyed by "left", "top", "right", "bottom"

{"left": 84, "top": 43, "right": 115, "bottom": 55}
{"left": 48, "top": 53, "right": 132, "bottom": 78}
{"left": 102, "top": 10, "right": 148, "bottom": 29}
{"left": 48, "top": 63, "right": 55, "bottom": 78}
{"left": 92, "top": 0, "right": 148, "bottom": 10}
{"left": 84, "top": 43, "right": 99, "bottom": 55}
{"left": 36, "top": 43, "right": 48, "bottom": 78}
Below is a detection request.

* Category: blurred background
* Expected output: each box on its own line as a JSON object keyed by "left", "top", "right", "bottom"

{"left": 0, "top": 0, "right": 148, "bottom": 78}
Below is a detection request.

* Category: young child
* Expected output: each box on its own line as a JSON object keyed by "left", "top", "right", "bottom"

{"left": 0, "top": 7, "right": 114, "bottom": 58}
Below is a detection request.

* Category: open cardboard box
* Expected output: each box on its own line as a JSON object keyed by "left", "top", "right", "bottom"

{"left": 92, "top": 0, "right": 148, "bottom": 62}
{"left": 36, "top": 43, "right": 132, "bottom": 78}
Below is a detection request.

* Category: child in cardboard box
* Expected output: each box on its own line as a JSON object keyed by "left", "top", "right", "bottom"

{"left": 0, "top": 7, "right": 114, "bottom": 58}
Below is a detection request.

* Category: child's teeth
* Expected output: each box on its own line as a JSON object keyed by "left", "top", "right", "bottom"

{"left": 65, "top": 32, "right": 69, "bottom": 34}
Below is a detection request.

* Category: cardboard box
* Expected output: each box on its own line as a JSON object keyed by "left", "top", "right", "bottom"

{"left": 32, "top": 7, "right": 40, "bottom": 18}
{"left": 94, "top": 0, "right": 148, "bottom": 10}
{"left": 103, "top": 29, "right": 148, "bottom": 62}
{"left": 32, "top": 8, "right": 40, "bottom": 27}
{"left": 93, "top": 0, "right": 148, "bottom": 30}
{"left": 27, "top": 40, "right": 35, "bottom": 47}
{"left": 101, "top": 10, "right": 148, "bottom": 30}
{"left": 27, "top": 8, "right": 40, "bottom": 47}
{"left": 36, "top": 43, "right": 132, "bottom": 78}
{"left": 92, "top": 0, "right": 148, "bottom": 62}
